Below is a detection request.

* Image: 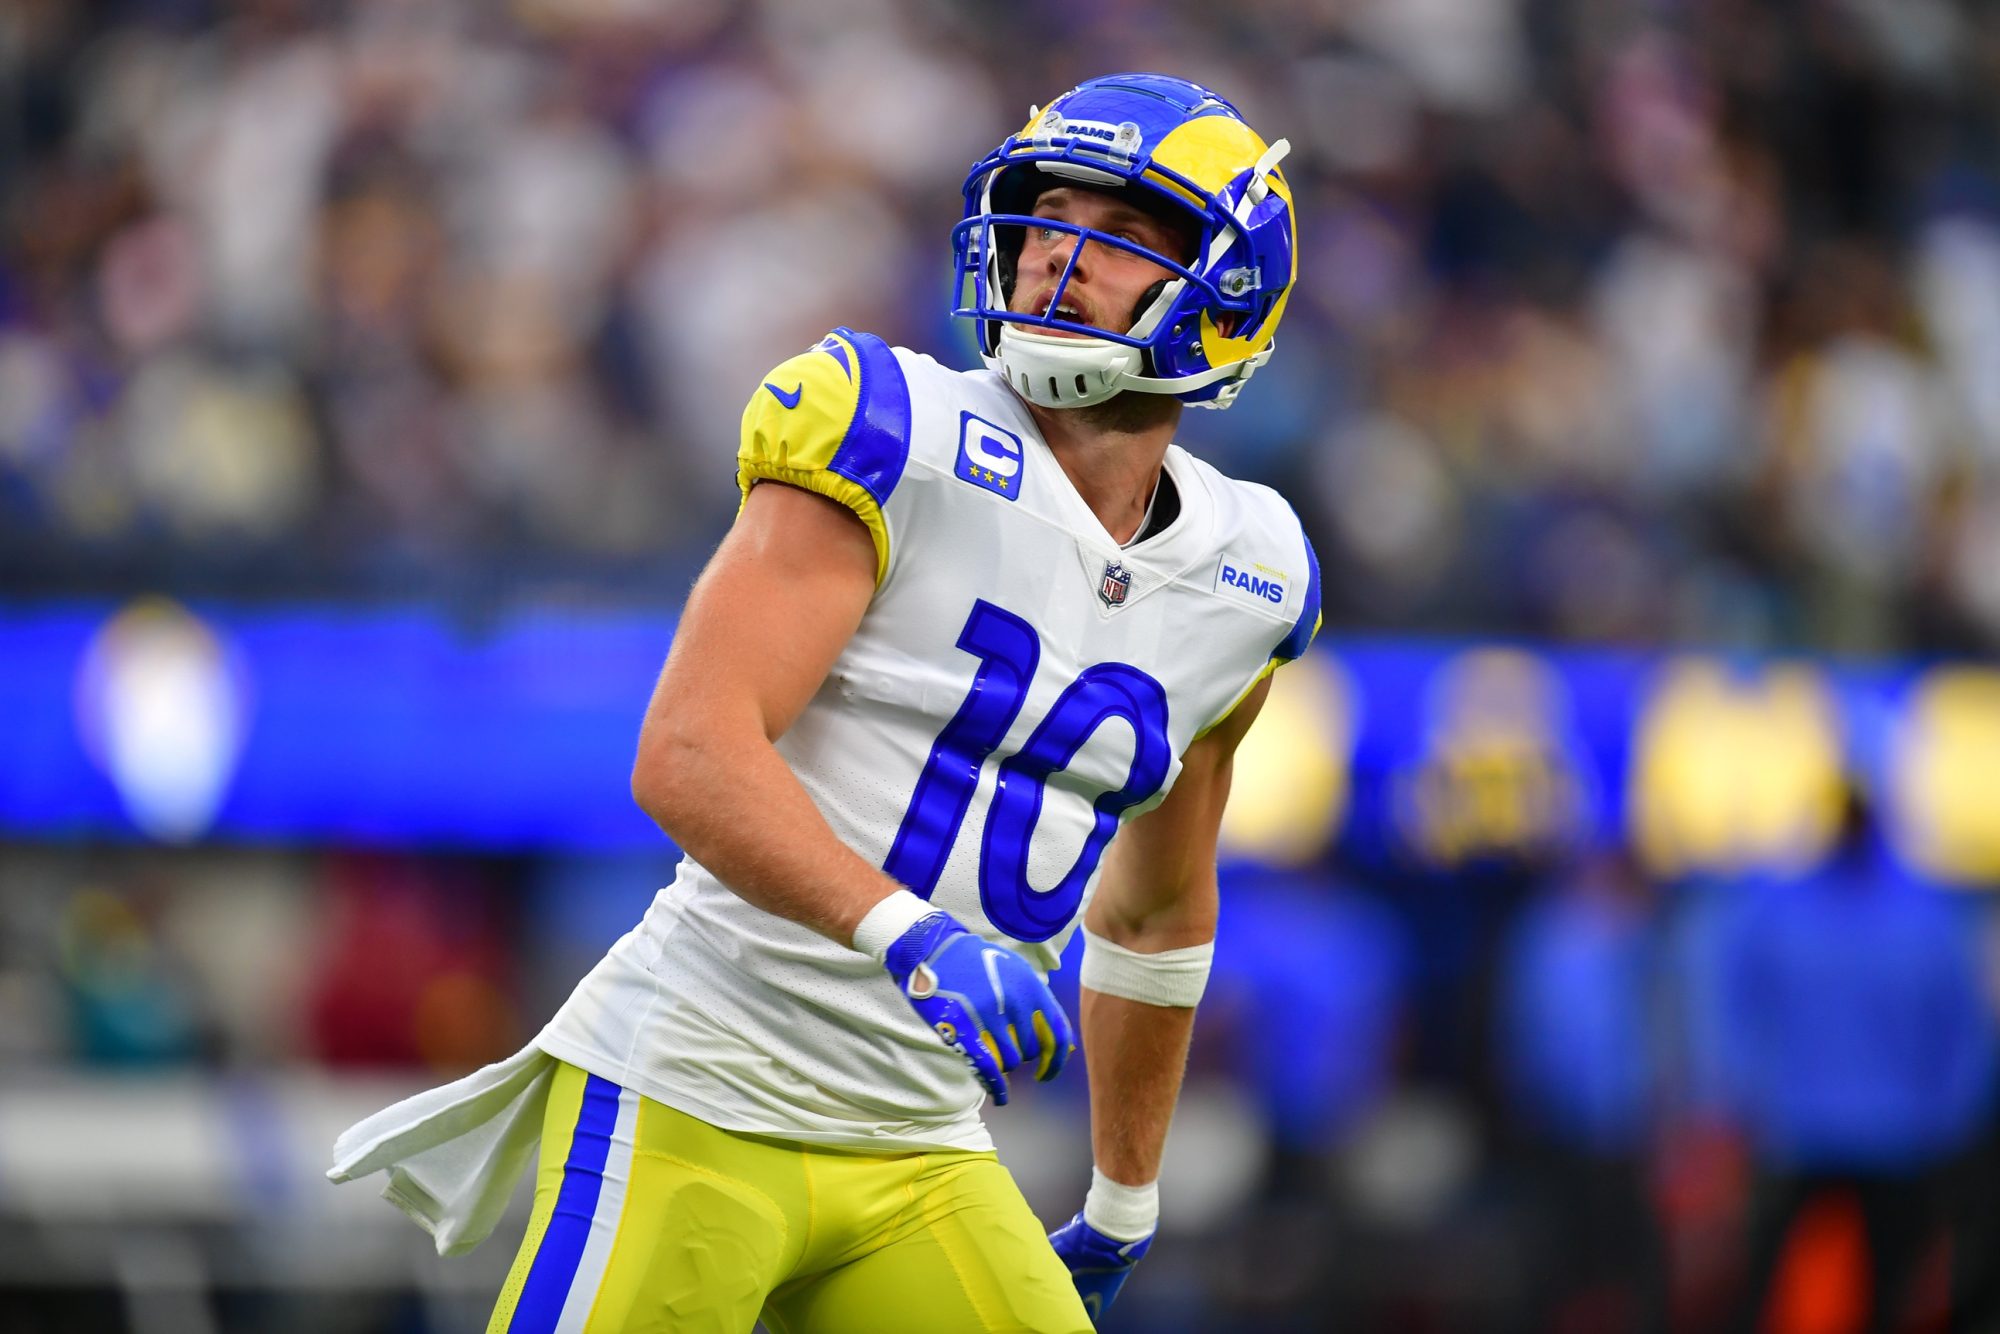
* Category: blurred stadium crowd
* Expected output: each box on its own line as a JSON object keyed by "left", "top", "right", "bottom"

{"left": 6, "top": 0, "right": 2000, "bottom": 650}
{"left": 5, "top": 0, "right": 2000, "bottom": 1331}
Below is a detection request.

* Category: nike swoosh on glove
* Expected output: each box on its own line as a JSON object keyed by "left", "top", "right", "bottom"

{"left": 1049, "top": 1212, "right": 1153, "bottom": 1324}
{"left": 881, "top": 913, "right": 1075, "bottom": 1105}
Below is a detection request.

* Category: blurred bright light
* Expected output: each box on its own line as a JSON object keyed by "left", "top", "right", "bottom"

{"left": 1628, "top": 658, "right": 1843, "bottom": 879}
{"left": 1219, "top": 651, "right": 1352, "bottom": 867}
{"left": 73, "top": 598, "right": 249, "bottom": 842}
{"left": 1891, "top": 666, "right": 2000, "bottom": 888}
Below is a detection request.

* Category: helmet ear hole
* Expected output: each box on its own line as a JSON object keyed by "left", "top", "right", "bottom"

{"left": 1129, "top": 278, "right": 1170, "bottom": 374}
{"left": 1129, "top": 279, "right": 1170, "bottom": 330}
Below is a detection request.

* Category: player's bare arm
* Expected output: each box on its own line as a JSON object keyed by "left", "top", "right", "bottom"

{"left": 1044, "top": 674, "right": 1274, "bottom": 1314}
{"left": 630, "top": 479, "right": 897, "bottom": 945}
{"left": 1085, "top": 674, "right": 1272, "bottom": 1184}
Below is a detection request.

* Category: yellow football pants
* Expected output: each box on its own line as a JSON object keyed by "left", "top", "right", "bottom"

{"left": 486, "top": 1061, "right": 1093, "bottom": 1334}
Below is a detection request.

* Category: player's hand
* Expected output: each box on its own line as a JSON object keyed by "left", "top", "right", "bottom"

{"left": 881, "top": 913, "right": 1075, "bottom": 1104}
{"left": 1049, "top": 1212, "right": 1153, "bottom": 1325}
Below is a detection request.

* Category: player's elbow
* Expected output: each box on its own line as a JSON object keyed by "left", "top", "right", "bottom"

{"left": 629, "top": 756, "right": 670, "bottom": 826}
{"left": 1087, "top": 878, "right": 1219, "bottom": 953}
{"left": 630, "top": 715, "right": 710, "bottom": 832}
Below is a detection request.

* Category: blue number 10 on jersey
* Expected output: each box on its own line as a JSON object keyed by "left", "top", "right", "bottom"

{"left": 883, "top": 600, "right": 1171, "bottom": 943}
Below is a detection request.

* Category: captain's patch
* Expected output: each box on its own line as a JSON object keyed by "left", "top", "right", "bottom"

{"left": 955, "top": 412, "right": 1024, "bottom": 501}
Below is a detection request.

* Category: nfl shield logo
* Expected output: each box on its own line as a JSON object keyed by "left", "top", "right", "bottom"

{"left": 1099, "top": 560, "right": 1132, "bottom": 608}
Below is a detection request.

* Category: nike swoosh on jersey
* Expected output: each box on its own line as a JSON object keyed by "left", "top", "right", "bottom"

{"left": 763, "top": 381, "right": 804, "bottom": 409}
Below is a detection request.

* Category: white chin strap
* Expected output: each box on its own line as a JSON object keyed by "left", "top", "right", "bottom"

{"left": 988, "top": 324, "right": 1270, "bottom": 410}
{"left": 988, "top": 326, "right": 1140, "bottom": 408}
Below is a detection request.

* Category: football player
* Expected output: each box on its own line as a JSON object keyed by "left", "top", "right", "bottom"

{"left": 331, "top": 72, "right": 1317, "bottom": 1332}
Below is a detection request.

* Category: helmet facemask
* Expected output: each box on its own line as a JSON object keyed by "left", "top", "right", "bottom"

{"left": 972, "top": 186, "right": 1197, "bottom": 408}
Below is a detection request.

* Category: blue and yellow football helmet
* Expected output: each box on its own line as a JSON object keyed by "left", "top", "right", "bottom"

{"left": 952, "top": 73, "right": 1296, "bottom": 411}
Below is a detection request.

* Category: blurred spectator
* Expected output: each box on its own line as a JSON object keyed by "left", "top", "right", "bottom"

{"left": 0, "top": 0, "right": 1995, "bottom": 658}
{"left": 1713, "top": 786, "right": 1999, "bottom": 1334}
{"left": 1496, "top": 847, "right": 1668, "bottom": 1334}
{"left": 1209, "top": 862, "right": 1408, "bottom": 1178}
{"left": 56, "top": 884, "right": 204, "bottom": 1067}
{"left": 303, "top": 852, "right": 522, "bottom": 1073}
{"left": 1198, "top": 863, "right": 1409, "bottom": 1328}
{"left": 1946, "top": 897, "right": 2000, "bottom": 1328}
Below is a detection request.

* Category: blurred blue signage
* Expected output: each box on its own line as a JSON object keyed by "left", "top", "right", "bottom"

{"left": 2, "top": 599, "right": 672, "bottom": 849}
{"left": 2, "top": 599, "right": 1995, "bottom": 883}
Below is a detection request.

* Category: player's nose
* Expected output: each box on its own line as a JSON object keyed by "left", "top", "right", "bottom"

{"left": 1044, "top": 229, "right": 1088, "bottom": 275}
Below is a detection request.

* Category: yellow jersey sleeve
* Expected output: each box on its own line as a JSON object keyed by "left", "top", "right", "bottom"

{"left": 737, "top": 328, "right": 912, "bottom": 585}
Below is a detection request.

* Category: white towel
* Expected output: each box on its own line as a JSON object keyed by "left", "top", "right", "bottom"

{"left": 327, "top": 1042, "right": 555, "bottom": 1256}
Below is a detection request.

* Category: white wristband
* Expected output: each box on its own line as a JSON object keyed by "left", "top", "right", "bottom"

{"left": 1083, "top": 1166, "right": 1159, "bottom": 1242}
{"left": 1079, "top": 926, "right": 1213, "bottom": 1008}
{"left": 851, "top": 889, "right": 941, "bottom": 964}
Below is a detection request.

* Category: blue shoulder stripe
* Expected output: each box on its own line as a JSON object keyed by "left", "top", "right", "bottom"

{"left": 1272, "top": 522, "right": 1320, "bottom": 662}
{"left": 827, "top": 327, "right": 911, "bottom": 508}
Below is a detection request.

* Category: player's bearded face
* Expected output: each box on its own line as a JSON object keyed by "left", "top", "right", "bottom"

{"left": 1008, "top": 187, "right": 1195, "bottom": 340}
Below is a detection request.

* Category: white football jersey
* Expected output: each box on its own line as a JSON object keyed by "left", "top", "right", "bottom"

{"left": 536, "top": 328, "right": 1319, "bottom": 1151}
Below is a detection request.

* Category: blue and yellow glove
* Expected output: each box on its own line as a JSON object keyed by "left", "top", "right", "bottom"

{"left": 881, "top": 911, "right": 1075, "bottom": 1105}
{"left": 1049, "top": 1212, "right": 1154, "bottom": 1324}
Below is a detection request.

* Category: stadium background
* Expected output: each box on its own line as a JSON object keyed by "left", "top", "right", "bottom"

{"left": 3, "top": 0, "right": 1999, "bottom": 1330}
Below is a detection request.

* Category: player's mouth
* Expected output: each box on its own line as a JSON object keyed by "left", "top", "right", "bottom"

{"left": 1030, "top": 291, "right": 1093, "bottom": 337}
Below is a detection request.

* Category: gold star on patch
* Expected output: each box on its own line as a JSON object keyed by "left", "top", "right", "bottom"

{"left": 997, "top": 477, "right": 1009, "bottom": 490}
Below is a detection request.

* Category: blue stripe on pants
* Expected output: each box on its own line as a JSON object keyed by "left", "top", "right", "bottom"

{"left": 510, "top": 1073, "right": 622, "bottom": 1332}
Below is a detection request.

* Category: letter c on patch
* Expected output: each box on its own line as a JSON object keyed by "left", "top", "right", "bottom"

{"left": 964, "top": 428, "right": 1021, "bottom": 478}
